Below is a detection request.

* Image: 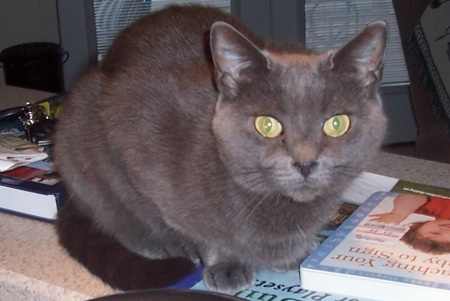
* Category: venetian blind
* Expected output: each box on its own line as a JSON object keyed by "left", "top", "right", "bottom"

{"left": 92, "top": 0, "right": 230, "bottom": 61}
{"left": 305, "top": 0, "right": 409, "bottom": 86}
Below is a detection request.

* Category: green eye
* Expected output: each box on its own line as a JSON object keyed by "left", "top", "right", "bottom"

{"left": 254, "top": 116, "right": 283, "bottom": 138}
{"left": 323, "top": 114, "right": 351, "bottom": 138}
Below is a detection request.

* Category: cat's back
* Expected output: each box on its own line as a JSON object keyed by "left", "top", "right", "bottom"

{"left": 92, "top": 5, "right": 264, "bottom": 134}
{"left": 55, "top": 6, "right": 251, "bottom": 188}
{"left": 102, "top": 5, "right": 262, "bottom": 72}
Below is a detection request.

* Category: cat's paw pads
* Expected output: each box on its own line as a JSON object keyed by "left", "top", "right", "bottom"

{"left": 203, "top": 262, "right": 255, "bottom": 294}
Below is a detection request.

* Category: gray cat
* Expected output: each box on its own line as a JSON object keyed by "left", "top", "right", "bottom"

{"left": 54, "top": 5, "right": 388, "bottom": 294}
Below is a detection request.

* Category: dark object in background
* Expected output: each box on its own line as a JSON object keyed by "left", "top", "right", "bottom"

{"left": 88, "top": 289, "right": 243, "bottom": 301}
{"left": 0, "top": 42, "right": 68, "bottom": 93}
{"left": 393, "top": 0, "right": 450, "bottom": 164}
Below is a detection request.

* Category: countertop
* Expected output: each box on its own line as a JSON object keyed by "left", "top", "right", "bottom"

{"left": 0, "top": 85, "right": 55, "bottom": 109}
{"left": 0, "top": 85, "right": 449, "bottom": 301}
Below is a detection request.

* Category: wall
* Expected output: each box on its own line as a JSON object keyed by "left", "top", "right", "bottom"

{"left": 381, "top": 86, "right": 418, "bottom": 144}
{"left": 0, "top": 0, "right": 60, "bottom": 84}
{"left": 56, "top": 0, "right": 97, "bottom": 91}
{"left": 232, "top": 0, "right": 305, "bottom": 42}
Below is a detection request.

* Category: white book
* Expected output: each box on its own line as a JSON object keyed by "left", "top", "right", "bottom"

{"left": 301, "top": 191, "right": 450, "bottom": 301}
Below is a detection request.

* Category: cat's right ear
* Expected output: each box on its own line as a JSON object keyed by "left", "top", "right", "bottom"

{"left": 210, "top": 22, "right": 269, "bottom": 100}
{"left": 330, "top": 21, "right": 388, "bottom": 89}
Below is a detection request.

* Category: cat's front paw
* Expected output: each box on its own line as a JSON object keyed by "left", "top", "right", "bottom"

{"left": 202, "top": 262, "right": 255, "bottom": 294}
{"left": 163, "top": 242, "right": 200, "bottom": 264}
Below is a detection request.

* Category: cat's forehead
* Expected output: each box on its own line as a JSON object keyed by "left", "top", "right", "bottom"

{"left": 268, "top": 52, "right": 333, "bottom": 101}
{"left": 264, "top": 50, "right": 366, "bottom": 119}
{"left": 268, "top": 50, "right": 333, "bottom": 91}
{"left": 266, "top": 50, "right": 331, "bottom": 67}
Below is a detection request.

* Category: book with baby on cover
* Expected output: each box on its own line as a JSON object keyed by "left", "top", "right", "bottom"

{"left": 300, "top": 191, "right": 450, "bottom": 301}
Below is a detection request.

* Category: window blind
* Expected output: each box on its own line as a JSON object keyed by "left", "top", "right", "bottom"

{"left": 304, "top": 0, "right": 409, "bottom": 86}
{"left": 92, "top": 0, "right": 230, "bottom": 61}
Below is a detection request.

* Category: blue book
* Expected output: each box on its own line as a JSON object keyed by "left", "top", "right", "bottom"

{"left": 301, "top": 191, "right": 450, "bottom": 301}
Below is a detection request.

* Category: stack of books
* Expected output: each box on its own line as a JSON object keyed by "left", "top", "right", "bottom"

{"left": 0, "top": 96, "right": 63, "bottom": 222}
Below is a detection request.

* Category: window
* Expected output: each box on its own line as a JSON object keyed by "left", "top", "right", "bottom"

{"left": 304, "top": 0, "right": 408, "bottom": 86}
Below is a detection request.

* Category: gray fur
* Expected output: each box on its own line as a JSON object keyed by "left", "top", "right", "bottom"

{"left": 54, "top": 5, "right": 388, "bottom": 294}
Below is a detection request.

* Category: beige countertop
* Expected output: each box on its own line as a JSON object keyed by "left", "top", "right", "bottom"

{"left": 0, "top": 85, "right": 55, "bottom": 109}
{"left": 0, "top": 85, "right": 449, "bottom": 301}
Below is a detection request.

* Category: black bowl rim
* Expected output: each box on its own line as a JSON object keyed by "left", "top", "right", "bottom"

{"left": 88, "top": 288, "right": 243, "bottom": 301}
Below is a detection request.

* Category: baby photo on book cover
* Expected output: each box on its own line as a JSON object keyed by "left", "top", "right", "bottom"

{"left": 366, "top": 193, "right": 450, "bottom": 254}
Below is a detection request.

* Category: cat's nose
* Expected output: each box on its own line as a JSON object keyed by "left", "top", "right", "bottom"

{"left": 293, "top": 161, "right": 317, "bottom": 177}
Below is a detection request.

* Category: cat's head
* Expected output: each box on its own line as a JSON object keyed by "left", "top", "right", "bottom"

{"left": 209, "top": 21, "right": 388, "bottom": 203}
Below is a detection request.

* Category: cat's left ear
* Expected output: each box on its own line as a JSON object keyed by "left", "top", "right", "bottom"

{"left": 330, "top": 21, "right": 388, "bottom": 88}
{"left": 210, "top": 22, "right": 270, "bottom": 100}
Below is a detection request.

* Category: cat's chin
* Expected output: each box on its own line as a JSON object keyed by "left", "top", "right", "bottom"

{"left": 274, "top": 175, "right": 327, "bottom": 203}
{"left": 287, "top": 188, "right": 323, "bottom": 203}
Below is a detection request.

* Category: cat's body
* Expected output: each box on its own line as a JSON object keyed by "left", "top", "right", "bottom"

{"left": 54, "top": 5, "right": 388, "bottom": 294}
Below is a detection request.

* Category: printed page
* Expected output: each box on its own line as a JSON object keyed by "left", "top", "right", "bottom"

{"left": 0, "top": 134, "right": 48, "bottom": 172}
{"left": 192, "top": 270, "right": 378, "bottom": 301}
